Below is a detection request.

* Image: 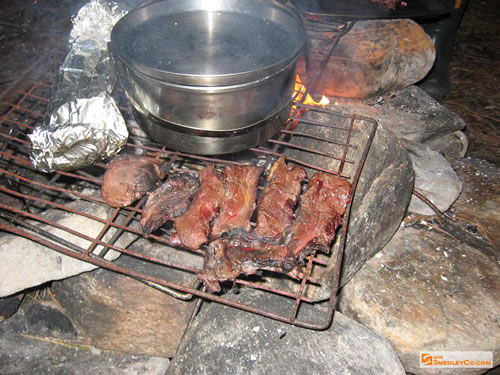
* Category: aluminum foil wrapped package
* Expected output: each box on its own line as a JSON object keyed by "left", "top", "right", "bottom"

{"left": 29, "top": 0, "right": 143, "bottom": 172}
{"left": 29, "top": 93, "right": 128, "bottom": 172}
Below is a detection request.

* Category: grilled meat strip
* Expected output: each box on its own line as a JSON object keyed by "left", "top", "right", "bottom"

{"left": 282, "top": 172, "right": 352, "bottom": 259}
{"left": 198, "top": 229, "right": 299, "bottom": 293}
{"left": 101, "top": 155, "right": 168, "bottom": 208}
{"left": 255, "top": 157, "right": 306, "bottom": 238}
{"left": 211, "top": 165, "right": 263, "bottom": 238}
{"left": 140, "top": 174, "right": 199, "bottom": 235}
{"left": 170, "top": 165, "right": 224, "bottom": 250}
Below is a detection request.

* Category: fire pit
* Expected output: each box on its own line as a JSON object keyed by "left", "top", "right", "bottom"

{"left": 0, "top": 15, "right": 378, "bottom": 329}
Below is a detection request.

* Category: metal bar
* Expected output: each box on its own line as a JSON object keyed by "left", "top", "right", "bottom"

{"left": 0, "top": 201, "right": 202, "bottom": 273}
{"left": 280, "top": 129, "right": 359, "bottom": 149}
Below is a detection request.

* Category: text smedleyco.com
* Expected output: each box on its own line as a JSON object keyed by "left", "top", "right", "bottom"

{"left": 420, "top": 352, "right": 493, "bottom": 368}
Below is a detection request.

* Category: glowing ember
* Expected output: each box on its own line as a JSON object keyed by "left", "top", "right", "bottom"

{"left": 294, "top": 74, "right": 329, "bottom": 107}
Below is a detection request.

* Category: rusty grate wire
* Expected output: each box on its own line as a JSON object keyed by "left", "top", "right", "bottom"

{"left": 0, "top": 20, "right": 377, "bottom": 329}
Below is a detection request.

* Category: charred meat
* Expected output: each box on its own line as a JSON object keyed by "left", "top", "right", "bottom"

{"left": 170, "top": 165, "right": 225, "bottom": 250}
{"left": 198, "top": 229, "right": 299, "bottom": 293}
{"left": 282, "top": 172, "right": 352, "bottom": 259}
{"left": 211, "top": 165, "right": 263, "bottom": 238}
{"left": 101, "top": 155, "right": 168, "bottom": 208}
{"left": 255, "top": 157, "right": 306, "bottom": 238}
{"left": 140, "top": 174, "right": 199, "bottom": 235}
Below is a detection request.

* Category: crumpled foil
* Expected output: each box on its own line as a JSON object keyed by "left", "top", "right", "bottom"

{"left": 29, "top": 94, "right": 128, "bottom": 172}
{"left": 29, "top": 0, "right": 144, "bottom": 172}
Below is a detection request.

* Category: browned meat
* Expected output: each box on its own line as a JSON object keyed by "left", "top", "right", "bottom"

{"left": 211, "top": 165, "right": 263, "bottom": 238}
{"left": 255, "top": 157, "right": 306, "bottom": 238}
{"left": 170, "top": 165, "right": 224, "bottom": 250}
{"left": 198, "top": 229, "right": 299, "bottom": 293}
{"left": 140, "top": 174, "right": 199, "bottom": 235}
{"left": 101, "top": 155, "right": 168, "bottom": 208}
{"left": 282, "top": 172, "right": 352, "bottom": 259}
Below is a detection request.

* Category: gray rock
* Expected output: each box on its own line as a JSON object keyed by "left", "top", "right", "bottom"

{"left": 51, "top": 263, "right": 197, "bottom": 358}
{"left": 0, "top": 294, "right": 22, "bottom": 322}
{"left": 167, "top": 288, "right": 405, "bottom": 375}
{"left": 0, "top": 302, "right": 170, "bottom": 375}
{"left": 123, "top": 235, "right": 203, "bottom": 287}
{"left": 338, "top": 226, "right": 500, "bottom": 374}
{"left": 0, "top": 199, "right": 138, "bottom": 297}
{"left": 405, "top": 141, "right": 463, "bottom": 215}
{"left": 286, "top": 108, "right": 414, "bottom": 287}
{"left": 450, "top": 157, "right": 500, "bottom": 250}
{"left": 423, "top": 130, "right": 468, "bottom": 159}
{"left": 326, "top": 86, "right": 466, "bottom": 143}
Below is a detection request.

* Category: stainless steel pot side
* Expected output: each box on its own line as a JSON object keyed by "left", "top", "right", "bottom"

{"left": 109, "top": 0, "right": 306, "bottom": 154}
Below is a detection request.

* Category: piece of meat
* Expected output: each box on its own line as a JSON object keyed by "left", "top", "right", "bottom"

{"left": 101, "top": 155, "right": 168, "bottom": 208}
{"left": 170, "top": 165, "right": 224, "bottom": 250}
{"left": 211, "top": 165, "right": 263, "bottom": 238}
{"left": 282, "top": 172, "right": 352, "bottom": 259}
{"left": 140, "top": 174, "right": 199, "bottom": 235}
{"left": 198, "top": 229, "right": 300, "bottom": 293}
{"left": 255, "top": 157, "right": 306, "bottom": 238}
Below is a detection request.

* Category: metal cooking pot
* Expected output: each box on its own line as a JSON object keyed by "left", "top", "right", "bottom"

{"left": 109, "top": 0, "right": 306, "bottom": 154}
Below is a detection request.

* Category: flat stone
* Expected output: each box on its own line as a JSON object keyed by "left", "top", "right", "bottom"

{"left": 338, "top": 226, "right": 500, "bottom": 374}
{"left": 0, "top": 302, "right": 169, "bottom": 375}
{"left": 286, "top": 108, "right": 414, "bottom": 287}
{"left": 0, "top": 199, "right": 137, "bottom": 297}
{"left": 423, "top": 130, "right": 468, "bottom": 159}
{"left": 405, "top": 141, "right": 463, "bottom": 215}
{"left": 167, "top": 288, "right": 405, "bottom": 375}
{"left": 327, "top": 86, "right": 466, "bottom": 143}
{"left": 315, "top": 19, "right": 435, "bottom": 99}
{"left": 51, "top": 263, "right": 197, "bottom": 358}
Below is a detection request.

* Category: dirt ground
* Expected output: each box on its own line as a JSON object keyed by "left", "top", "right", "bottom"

{"left": 443, "top": 0, "right": 500, "bottom": 165}
{"left": 0, "top": 0, "right": 498, "bottom": 165}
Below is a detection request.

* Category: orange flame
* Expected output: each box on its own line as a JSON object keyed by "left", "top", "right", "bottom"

{"left": 294, "top": 74, "right": 329, "bottom": 107}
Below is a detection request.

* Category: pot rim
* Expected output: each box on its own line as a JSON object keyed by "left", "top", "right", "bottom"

{"left": 109, "top": 0, "right": 306, "bottom": 87}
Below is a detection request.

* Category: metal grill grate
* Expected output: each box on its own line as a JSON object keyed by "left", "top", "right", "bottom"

{"left": 0, "top": 19, "right": 377, "bottom": 329}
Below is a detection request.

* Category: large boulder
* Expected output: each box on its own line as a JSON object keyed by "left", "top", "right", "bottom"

{"left": 0, "top": 301, "right": 170, "bottom": 375}
{"left": 167, "top": 288, "right": 405, "bottom": 375}
{"left": 339, "top": 225, "right": 500, "bottom": 374}
{"left": 314, "top": 19, "right": 435, "bottom": 99}
{"left": 339, "top": 157, "right": 500, "bottom": 374}
{"left": 51, "top": 250, "right": 199, "bottom": 358}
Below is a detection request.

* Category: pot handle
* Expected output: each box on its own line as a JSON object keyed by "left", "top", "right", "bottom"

{"left": 304, "top": 38, "right": 311, "bottom": 74}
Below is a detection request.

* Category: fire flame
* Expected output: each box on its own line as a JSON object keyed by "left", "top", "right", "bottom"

{"left": 294, "top": 74, "right": 329, "bottom": 107}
